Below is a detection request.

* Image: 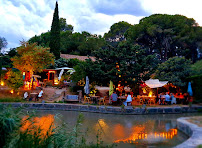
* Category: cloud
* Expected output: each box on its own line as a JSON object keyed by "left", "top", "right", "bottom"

{"left": 0, "top": 0, "right": 201, "bottom": 51}
{"left": 0, "top": 0, "right": 54, "bottom": 49}
{"left": 141, "top": 0, "right": 202, "bottom": 25}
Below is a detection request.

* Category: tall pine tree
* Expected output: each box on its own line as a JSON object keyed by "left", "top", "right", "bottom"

{"left": 50, "top": 1, "right": 60, "bottom": 59}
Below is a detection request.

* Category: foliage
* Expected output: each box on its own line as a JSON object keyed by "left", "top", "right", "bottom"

{"left": 50, "top": 1, "right": 60, "bottom": 59}
{"left": 54, "top": 58, "right": 69, "bottom": 68}
{"left": 126, "top": 14, "right": 202, "bottom": 62}
{"left": 1, "top": 48, "right": 17, "bottom": 68}
{"left": 155, "top": 56, "right": 191, "bottom": 87}
{"left": 59, "top": 18, "right": 73, "bottom": 32}
{"left": 0, "top": 105, "right": 22, "bottom": 147}
{"left": 11, "top": 42, "right": 54, "bottom": 76}
{"left": 104, "top": 21, "right": 132, "bottom": 41}
{"left": 6, "top": 70, "right": 24, "bottom": 91}
{"left": 29, "top": 32, "right": 51, "bottom": 48}
{"left": 71, "top": 61, "right": 87, "bottom": 82}
{"left": 187, "top": 75, "right": 202, "bottom": 103}
{"left": 86, "top": 41, "right": 159, "bottom": 86}
{"left": 191, "top": 59, "right": 202, "bottom": 75}
{"left": 0, "top": 36, "right": 7, "bottom": 51}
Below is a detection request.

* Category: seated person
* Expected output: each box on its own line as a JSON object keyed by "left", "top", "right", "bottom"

{"left": 36, "top": 89, "right": 43, "bottom": 101}
{"left": 123, "top": 93, "right": 132, "bottom": 106}
{"left": 158, "top": 93, "right": 164, "bottom": 105}
{"left": 111, "top": 91, "right": 118, "bottom": 105}
{"left": 165, "top": 92, "right": 171, "bottom": 105}
{"left": 23, "top": 92, "right": 29, "bottom": 100}
{"left": 170, "top": 93, "right": 176, "bottom": 104}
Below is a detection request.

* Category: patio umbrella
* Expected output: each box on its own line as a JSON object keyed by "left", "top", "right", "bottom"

{"left": 187, "top": 82, "right": 193, "bottom": 96}
{"left": 109, "top": 80, "right": 113, "bottom": 96}
{"left": 84, "top": 76, "right": 90, "bottom": 94}
{"left": 145, "top": 79, "right": 168, "bottom": 88}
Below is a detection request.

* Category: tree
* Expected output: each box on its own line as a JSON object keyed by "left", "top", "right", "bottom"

{"left": 59, "top": 18, "right": 73, "bottom": 32}
{"left": 86, "top": 41, "right": 159, "bottom": 86}
{"left": 29, "top": 32, "right": 51, "bottom": 47}
{"left": 126, "top": 14, "right": 202, "bottom": 62}
{"left": 11, "top": 42, "right": 54, "bottom": 77}
{"left": 0, "top": 37, "right": 7, "bottom": 79}
{"left": 104, "top": 21, "right": 132, "bottom": 42}
{"left": 0, "top": 36, "right": 7, "bottom": 51}
{"left": 155, "top": 56, "right": 191, "bottom": 87}
{"left": 50, "top": 1, "right": 60, "bottom": 59}
{"left": 6, "top": 70, "right": 23, "bottom": 91}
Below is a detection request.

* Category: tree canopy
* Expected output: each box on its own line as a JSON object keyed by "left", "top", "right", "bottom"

{"left": 125, "top": 14, "right": 202, "bottom": 62}
{"left": 86, "top": 41, "right": 159, "bottom": 86}
{"left": 11, "top": 42, "right": 54, "bottom": 76}
{"left": 0, "top": 36, "right": 7, "bottom": 51}
{"left": 50, "top": 1, "right": 60, "bottom": 59}
{"left": 155, "top": 56, "right": 191, "bottom": 87}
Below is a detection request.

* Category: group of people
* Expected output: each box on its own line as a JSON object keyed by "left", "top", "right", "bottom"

{"left": 158, "top": 92, "right": 192, "bottom": 105}
{"left": 24, "top": 88, "right": 43, "bottom": 101}
{"left": 110, "top": 91, "right": 133, "bottom": 106}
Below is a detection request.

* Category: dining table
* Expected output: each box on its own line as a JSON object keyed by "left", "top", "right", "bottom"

{"left": 90, "top": 96, "right": 100, "bottom": 104}
{"left": 138, "top": 95, "right": 156, "bottom": 104}
{"left": 30, "top": 92, "right": 38, "bottom": 101}
{"left": 117, "top": 96, "right": 127, "bottom": 105}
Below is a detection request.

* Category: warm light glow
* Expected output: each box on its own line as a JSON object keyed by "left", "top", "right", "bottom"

{"left": 54, "top": 79, "right": 59, "bottom": 85}
{"left": 21, "top": 115, "right": 55, "bottom": 138}
{"left": 23, "top": 72, "right": 25, "bottom": 75}
{"left": 24, "top": 81, "right": 31, "bottom": 90}
{"left": 1, "top": 81, "right": 4, "bottom": 86}
{"left": 119, "top": 75, "right": 121, "bottom": 77}
{"left": 149, "top": 91, "right": 153, "bottom": 97}
{"left": 10, "top": 90, "right": 14, "bottom": 94}
{"left": 114, "top": 128, "right": 178, "bottom": 143}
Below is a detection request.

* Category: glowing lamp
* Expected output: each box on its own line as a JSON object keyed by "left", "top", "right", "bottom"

{"left": 148, "top": 91, "right": 152, "bottom": 97}
{"left": 1, "top": 81, "right": 4, "bottom": 86}
{"left": 119, "top": 75, "right": 121, "bottom": 77}
{"left": 10, "top": 90, "right": 14, "bottom": 94}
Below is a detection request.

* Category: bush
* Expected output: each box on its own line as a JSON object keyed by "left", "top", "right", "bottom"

{"left": 187, "top": 75, "right": 202, "bottom": 103}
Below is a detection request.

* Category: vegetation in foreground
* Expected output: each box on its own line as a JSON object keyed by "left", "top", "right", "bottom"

{"left": 0, "top": 105, "right": 115, "bottom": 148}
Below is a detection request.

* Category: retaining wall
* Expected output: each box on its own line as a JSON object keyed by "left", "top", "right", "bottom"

{"left": 175, "top": 117, "right": 202, "bottom": 148}
{"left": 1, "top": 103, "right": 202, "bottom": 115}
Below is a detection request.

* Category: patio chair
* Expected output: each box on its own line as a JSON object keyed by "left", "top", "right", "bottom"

{"left": 137, "top": 95, "right": 144, "bottom": 105}
{"left": 83, "top": 95, "right": 90, "bottom": 104}
{"left": 148, "top": 97, "right": 155, "bottom": 106}
{"left": 99, "top": 96, "right": 106, "bottom": 105}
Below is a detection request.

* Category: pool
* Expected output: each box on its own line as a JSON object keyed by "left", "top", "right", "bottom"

{"left": 35, "top": 110, "right": 199, "bottom": 148}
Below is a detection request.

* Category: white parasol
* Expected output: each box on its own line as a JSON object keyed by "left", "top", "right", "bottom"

{"left": 145, "top": 79, "right": 168, "bottom": 88}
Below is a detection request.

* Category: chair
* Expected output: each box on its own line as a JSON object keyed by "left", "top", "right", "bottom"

{"left": 99, "top": 96, "right": 106, "bottom": 105}
{"left": 83, "top": 95, "right": 90, "bottom": 104}
{"left": 148, "top": 97, "right": 155, "bottom": 106}
{"left": 137, "top": 95, "right": 144, "bottom": 105}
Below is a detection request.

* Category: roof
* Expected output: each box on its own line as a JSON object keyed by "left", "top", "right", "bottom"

{"left": 60, "top": 54, "right": 96, "bottom": 62}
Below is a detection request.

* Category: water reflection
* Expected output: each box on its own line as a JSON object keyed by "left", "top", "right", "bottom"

{"left": 21, "top": 115, "right": 54, "bottom": 137}
{"left": 34, "top": 111, "right": 195, "bottom": 147}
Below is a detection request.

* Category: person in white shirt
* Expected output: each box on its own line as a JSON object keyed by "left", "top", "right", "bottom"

{"left": 123, "top": 93, "right": 132, "bottom": 106}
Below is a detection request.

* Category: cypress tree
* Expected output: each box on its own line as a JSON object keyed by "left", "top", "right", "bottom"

{"left": 50, "top": 1, "right": 60, "bottom": 59}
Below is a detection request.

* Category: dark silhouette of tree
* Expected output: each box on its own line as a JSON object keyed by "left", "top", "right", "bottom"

{"left": 50, "top": 1, "right": 60, "bottom": 59}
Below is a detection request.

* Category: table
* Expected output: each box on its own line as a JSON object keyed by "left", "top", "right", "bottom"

{"left": 90, "top": 96, "right": 100, "bottom": 104}
{"left": 30, "top": 92, "right": 38, "bottom": 101}
{"left": 139, "top": 96, "right": 156, "bottom": 105}
{"left": 117, "top": 96, "right": 127, "bottom": 105}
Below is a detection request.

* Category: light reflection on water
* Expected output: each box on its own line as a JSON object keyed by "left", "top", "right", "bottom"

{"left": 32, "top": 110, "right": 199, "bottom": 148}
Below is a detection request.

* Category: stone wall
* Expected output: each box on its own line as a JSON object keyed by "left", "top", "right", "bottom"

{"left": 1, "top": 103, "right": 202, "bottom": 115}
{"left": 175, "top": 117, "right": 202, "bottom": 148}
